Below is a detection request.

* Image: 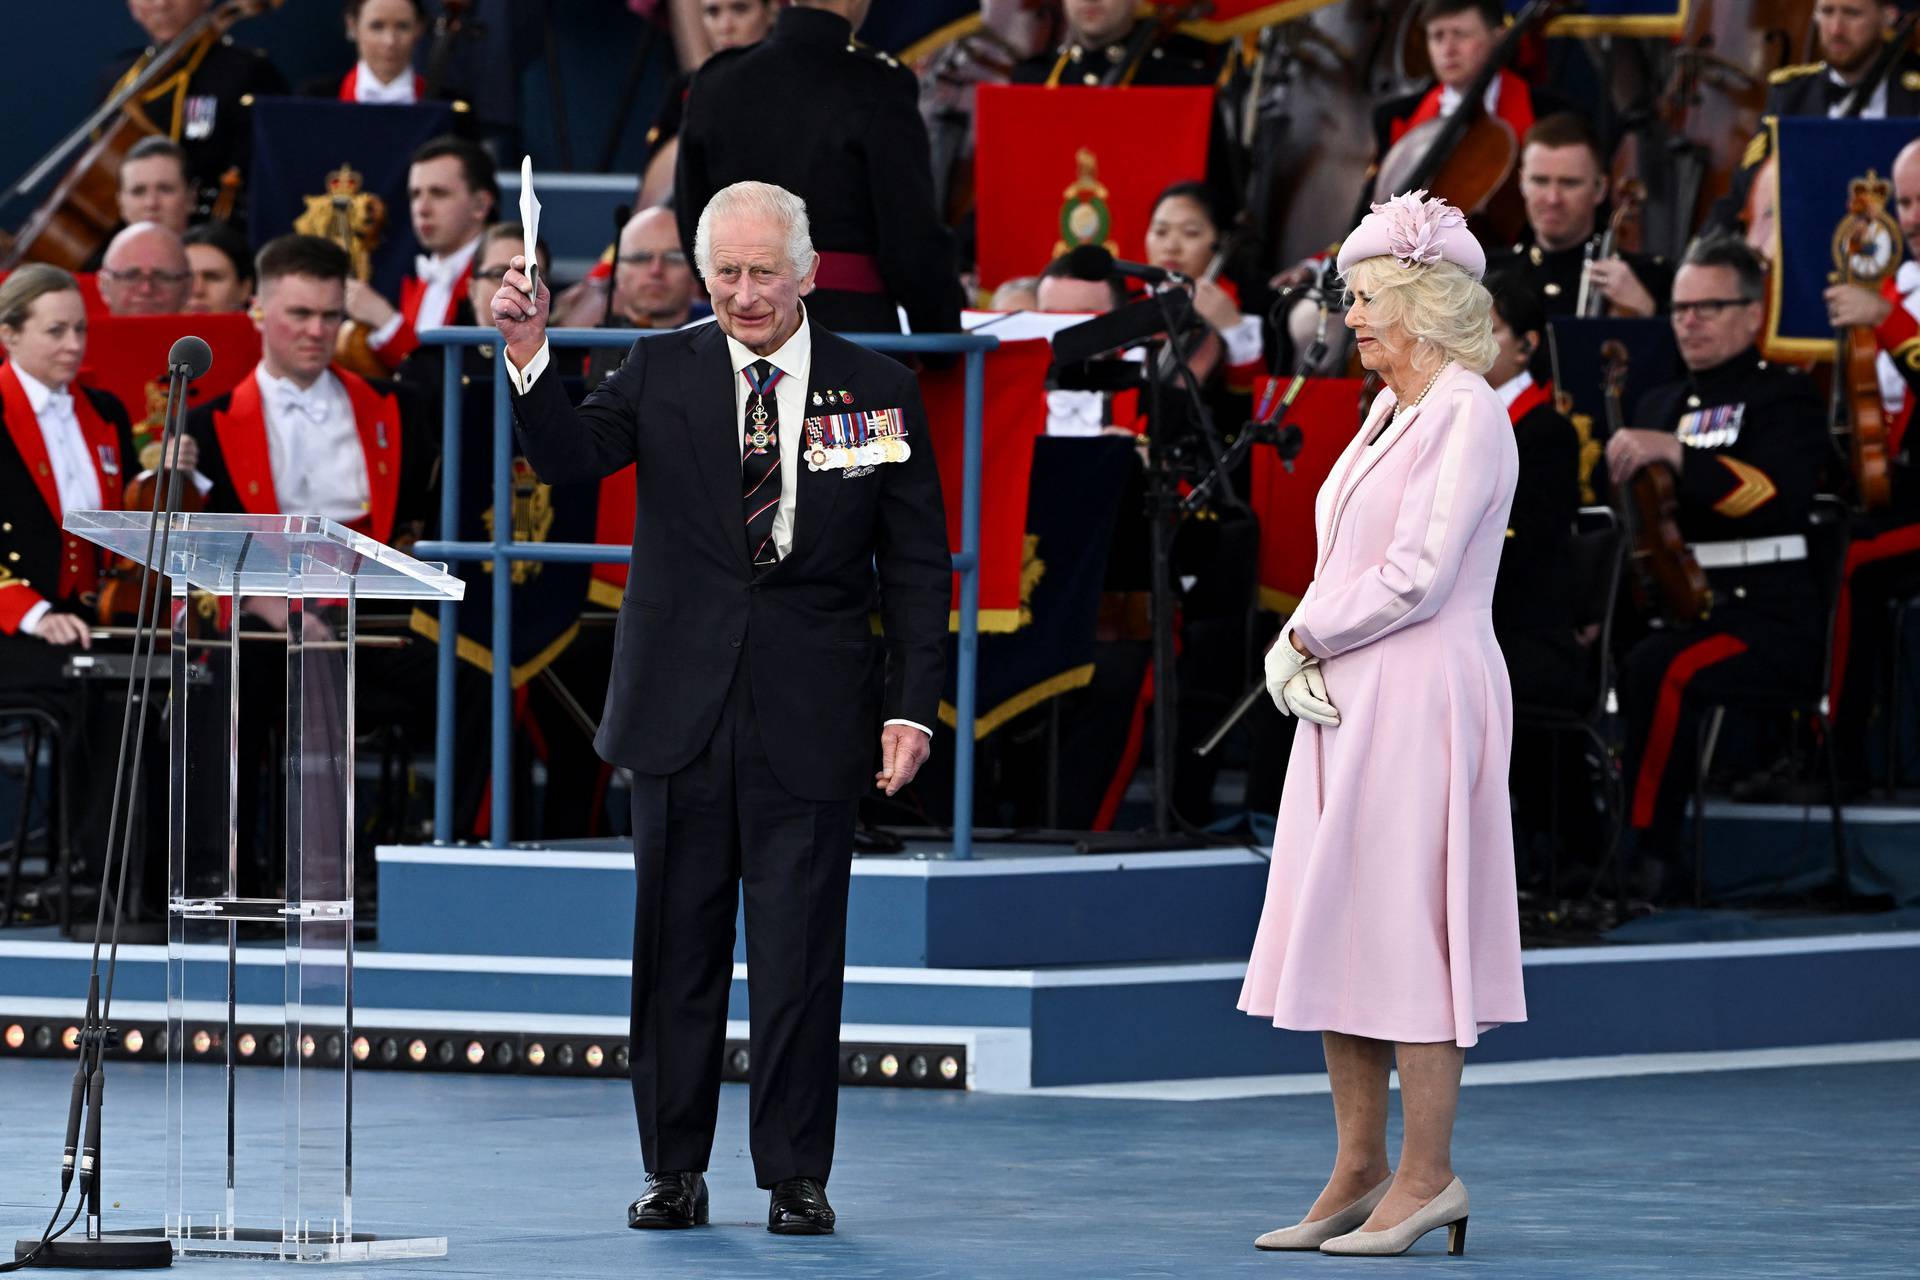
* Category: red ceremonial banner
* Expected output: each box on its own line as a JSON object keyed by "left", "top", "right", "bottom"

{"left": 1249, "top": 377, "right": 1368, "bottom": 613}
{"left": 920, "top": 338, "right": 1052, "bottom": 632}
{"left": 973, "top": 85, "right": 1215, "bottom": 298}
{"left": 76, "top": 313, "right": 262, "bottom": 461}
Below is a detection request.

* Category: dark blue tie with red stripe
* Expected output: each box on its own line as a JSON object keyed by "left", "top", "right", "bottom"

{"left": 741, "top": 358, "right": 783, "bottom": 568}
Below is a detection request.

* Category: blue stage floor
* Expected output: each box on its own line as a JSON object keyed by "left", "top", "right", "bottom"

{"left": 1, "top": 1055, "right": 1915, "bottom": 1278}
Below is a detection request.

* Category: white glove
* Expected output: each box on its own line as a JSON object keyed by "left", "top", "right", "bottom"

{"left": 1281, "top": 665, "right": 1340, "bottom": 727}
{"left": 1264, "top": 633, "right": 1312, "bottom": 711}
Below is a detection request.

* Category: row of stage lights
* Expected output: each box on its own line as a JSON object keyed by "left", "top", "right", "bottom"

{"left": 2, "top": 1021, "right": 966, "bottom": 1090}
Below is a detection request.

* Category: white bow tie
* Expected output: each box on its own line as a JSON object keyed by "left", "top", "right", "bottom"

{"left": 415, "top": 254, "right": 464, "bottom": 286}
{"left": 276, "top": 389, "right": 331, "bottom": 425}
{"left": 1898, "top": 260, "right": 1920, "bottom": 298}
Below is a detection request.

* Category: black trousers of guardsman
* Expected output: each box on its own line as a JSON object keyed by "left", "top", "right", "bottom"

{"left": 626, "top": 645, "right": 858, "bottom": 1188}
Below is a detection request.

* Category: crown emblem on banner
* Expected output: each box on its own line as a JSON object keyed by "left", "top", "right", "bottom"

{"left": 294, "top": 164, "right": 388, "bottom": 282}
{"left": 1830, "top": 167, "right": 1903, "bottom": 288}
{"left": 1054, "top": 148, "right": 1118, "bottom": 258}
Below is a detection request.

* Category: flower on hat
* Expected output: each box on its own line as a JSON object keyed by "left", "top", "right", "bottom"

{"left": 1368, "top": 190, "right": 1468, "bottom": 270}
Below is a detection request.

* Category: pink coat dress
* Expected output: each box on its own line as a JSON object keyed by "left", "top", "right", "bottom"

{"left": 1238, "top": 361, "right": 1527, "bottom": 1048}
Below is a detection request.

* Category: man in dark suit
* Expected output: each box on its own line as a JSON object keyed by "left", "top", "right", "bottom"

{"left": 675, "top": 0, "right": 962, "bottom": 337}
{"left": 491, "top": 180, "right": 950, "bottom": 1235}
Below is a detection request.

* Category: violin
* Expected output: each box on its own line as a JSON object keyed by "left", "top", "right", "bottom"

{"left": 1368, "top": 0, "right": 1569, "bottom": 244}
{"left": 0, "top": 0, "right": 283, "bottom": 271}
{"left": 96, "top": 461, "right": 206, "bottom": 628}
{"left": 1604, "top": 340, "right": 1712, "bottom": 629}
{"left": 1828, "top": 177, "right": 1899, "bottom": 511}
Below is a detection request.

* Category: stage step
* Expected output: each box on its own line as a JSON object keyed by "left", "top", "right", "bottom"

{"left": 1, "top": 932, "right": 1914, "bottom": 1089}
{"left": 374, "top": 842, "right": 1269, "bottom": 969}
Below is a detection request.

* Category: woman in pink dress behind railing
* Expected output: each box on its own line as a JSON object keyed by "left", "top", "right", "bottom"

{"left": 1241, "top": 192, "right": 1526, "bottom": 1260}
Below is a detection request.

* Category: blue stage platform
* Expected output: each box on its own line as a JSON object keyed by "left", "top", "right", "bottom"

{"left": 1, "top": 814, "right": 1914, "bottom": 1092}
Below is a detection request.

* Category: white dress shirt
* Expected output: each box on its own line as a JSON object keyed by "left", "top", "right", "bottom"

{"left": 1826, "top": 67, "right": 1887, "bottom": 119}
{"left": 370, "top": 234, "right": 480, "bottom": 349}
{"left": 256, "top": 367, "right": 370, "bottom": 522}
{"left": 353, "top": 60, "right": 418, "bottom": 105}
{"left": 503, "top": 312, "right": 931, "bottom": 738}
{"left": 1437, "top": 76, "right": 1501, "bottom": 120}
{"left": 13, "top": 367, "right": 104, "bottom": 635}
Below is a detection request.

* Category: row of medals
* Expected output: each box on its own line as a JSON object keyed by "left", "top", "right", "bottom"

{"left": 745, "top": 391, "right": 910, "bottom": 470}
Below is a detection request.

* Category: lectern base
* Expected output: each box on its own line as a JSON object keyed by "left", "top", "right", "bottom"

{"left": 13, "top": 1236, "right": 173, "bottom": 1268}
{"left": 119, "top": 1225, "right": 448, "bottom": 1264}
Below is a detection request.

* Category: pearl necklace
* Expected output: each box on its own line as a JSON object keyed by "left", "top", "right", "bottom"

{"left": 1391, "top": 364, "right": 1448, "bottom": 425}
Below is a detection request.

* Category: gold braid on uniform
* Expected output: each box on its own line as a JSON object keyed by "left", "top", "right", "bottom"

{"left": 1711, "top": 457, "right": 1778, "bottom": 519}
{"left": 109, "top": 30, "right": 219, "bottom": 141}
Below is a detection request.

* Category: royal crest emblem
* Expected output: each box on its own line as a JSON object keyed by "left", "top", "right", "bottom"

{"left": 480, "top": 457, "right": 555, "bottom": 584}
{"left": 1830, "top": 168, "right": 1903, "bottom": 288}
{"left": 1054, "top": 148, "right": 1118, "bottom": 259}
{"left": 293, "top": 164, "right": 388, "bottom": 282}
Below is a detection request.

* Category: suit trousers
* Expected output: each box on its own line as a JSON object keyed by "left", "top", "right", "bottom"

{"left": 627, "top": 645, "right": 858, "bottom": 1188}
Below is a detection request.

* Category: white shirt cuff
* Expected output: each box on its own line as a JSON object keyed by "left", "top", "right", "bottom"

{"left": 503, "top": 338, "right": 552, "bottom": 395}
{"left": 367, "top": 313, "right": 404, "bottom": 349}
{"left": 19, "top": 600, "right": 52, "bottom": 635}
{"left": 1220, "top": 313, "right": 1264, "bottom": 367}
{"left": 884, "top": 717, "right": 932, "bottom": 737}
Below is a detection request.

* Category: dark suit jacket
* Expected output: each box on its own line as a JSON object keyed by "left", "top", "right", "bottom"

{"left": 509, "top": 319, "right": 951, "bottom": 801}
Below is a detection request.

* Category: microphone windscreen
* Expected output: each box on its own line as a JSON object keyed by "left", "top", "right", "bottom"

{"left": 168, "top": 335, "right": 213, "bottom": 380}
{"left": 1067, "top": 243, "right": 1115, "bottom": 282}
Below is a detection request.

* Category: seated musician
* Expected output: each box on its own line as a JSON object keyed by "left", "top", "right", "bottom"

{"left": 98, "top": 222, "right": 193, "bottom": 317}
{"left": 101, "top": 0, "right": 287, "bottom": 225}
{"left": 182, "top": 222, "right": 255, "bottom": 313}
{"left": 342, "top": 136, "right": 498, "bottom": 376}
{"left": 1823, "top": 135, "right": 1920, "bottom": 788}
{"left": 311, "top": 0, "right": 429, "bottom": 103}
{"left": 1716, "top": 0, "right": 1920, "bottom": 231}
{"left": 1605, "top": 237, "right": 1828, "bottom": 902}
{"left": 1010, "top": 0, "right": 1221, "bottom": 87}
{"left": 1484, "top": 271, "right": 1583, "bottom": 711}
{"left": 1372, "top": 0, "right": 1572, "bottom": 164}
{"left": 116, "top": 137, "right": 194, "bottom": 238}
{"left": 0, "top": 265, "right": 168, "bottom": 917}
{"left": 1487, "top": 114, "right": 1672, "bottom": 352}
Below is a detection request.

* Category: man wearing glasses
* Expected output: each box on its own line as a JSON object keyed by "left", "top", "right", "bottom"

{"left": 1603, "top": 236, "right": 1829, "bottom": 903}
{"left": 97, "top": 222, "right": 193, "bottom": 316}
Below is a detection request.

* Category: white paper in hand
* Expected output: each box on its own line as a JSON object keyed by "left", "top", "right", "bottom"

{"left": 518, "top": 155, "right": 541, "bottom": 303}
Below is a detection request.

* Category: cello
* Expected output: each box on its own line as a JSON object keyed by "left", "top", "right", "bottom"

{"left": 1367, "top": 0, "right": 1569, "bottom": 245}
{"left": 0, "top": 0, "right": 284, "bottom": 272}
{"left": 1604, "top": 340, "right": 1712, "bottom": 629}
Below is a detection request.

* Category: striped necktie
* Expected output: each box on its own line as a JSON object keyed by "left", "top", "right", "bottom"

{"left": 741, "top": 358, "right": 783, "bottom": 567}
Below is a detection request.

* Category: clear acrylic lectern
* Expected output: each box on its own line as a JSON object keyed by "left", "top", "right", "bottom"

{"left": 65, "top": 512, "right": 463, "bottom": 1263}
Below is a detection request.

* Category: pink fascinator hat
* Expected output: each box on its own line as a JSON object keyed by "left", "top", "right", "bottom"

{"left": 1337, "top": 190, "right": 1485, "bottom": 281}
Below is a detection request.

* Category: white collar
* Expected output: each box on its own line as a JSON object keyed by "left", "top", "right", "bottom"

{"left": 723, "top": 307, "right": 812, "bottom": 381}
{"left": 11, "top": 365, "right": 71, "bottom": 415}
{"left": 256, "top": 365, "right": 341, "bottom": 409}
{"left": 1897, "top": 259, "right": 1920, "bottom": 297}
{"left": 1438, "top": 75, "right": 1501, "bottom": 119}
{"left": 417, "top": 234, "right": 482, "bottom": 283}
{"left": 1494, "top": 370, "right": 1534, "bottom": 411}
{"left": 354, "top": 59, "right": 417, "bottom": 103}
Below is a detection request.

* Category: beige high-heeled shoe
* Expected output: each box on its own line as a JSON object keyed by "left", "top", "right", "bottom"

{"left": 1253, "top": 1176, "right": 1391, "bottom": 1251}
{"left": 1319, "top": 1176, "right": 1469, "bottom": 1257}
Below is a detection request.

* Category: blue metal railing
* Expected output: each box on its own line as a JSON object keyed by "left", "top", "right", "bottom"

{"left": 412, "top": 325, "right": 997, "bottom": 857}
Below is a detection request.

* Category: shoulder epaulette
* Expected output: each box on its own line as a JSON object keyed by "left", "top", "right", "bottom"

{"left": 1767, "top": 61, "right": 1826, "bottom": 85}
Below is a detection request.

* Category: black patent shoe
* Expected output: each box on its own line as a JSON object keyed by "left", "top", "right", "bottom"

{"left": 767, "top": 1177, "right": 835, "bottom": 1235}
{"left": 628, "top": 1171, "right": 709, "bottom": 1228}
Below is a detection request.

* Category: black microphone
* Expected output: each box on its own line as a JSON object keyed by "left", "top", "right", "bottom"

{"left": 603, "top": 203, "right": 631, "bottom": 327}
{"left": 1067, "top": 243, "right": 1188, "bottom": 287}
{"left": 168, "top": 335, "right": 213, "bottom": 380}
{"left": 59, "top": 1066, "right": 84, "bottom": 1193}
{"left": 78, "top": 1069, "right": 104, "bottom": 1192}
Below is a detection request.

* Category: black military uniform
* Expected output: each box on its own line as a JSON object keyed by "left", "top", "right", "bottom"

{"left": 1712, "top": 50, "right": 1920, "bottom": 231}
{"left": 1487, "top": 235, "right": 1674, "bottom": 381}
{"left": 1493, "top": 377, "right": 1584, "bottom": 711}
{"left": 1616, "top": 348, "right": 1828, "bottom": 886}
{"left": 101, "top": 33, "right": 287, "bottom": 225}
{"left": 675, "top": 5, "right": 962, "bottom": 337}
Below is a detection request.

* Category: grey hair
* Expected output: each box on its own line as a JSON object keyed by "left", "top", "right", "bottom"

{"left": 692, "top": 181, "right": 815, "bottom": 279}
{"left": 1680, "top": 232, "right": 1767, "bottom": 304}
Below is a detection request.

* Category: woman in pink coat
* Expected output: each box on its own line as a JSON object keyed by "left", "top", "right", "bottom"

{"left": 1240, "top": 192, "right": 1525, "bottom": 1259}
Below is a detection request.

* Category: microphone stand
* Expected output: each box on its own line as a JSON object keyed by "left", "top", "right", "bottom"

{"left": 1191, "top": 297, "right": 1333, "bottom": 760}
{"left": 8, "top": 341, "right": 208, "bottom": 1271}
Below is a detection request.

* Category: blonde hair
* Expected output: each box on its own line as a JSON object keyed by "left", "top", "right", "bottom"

{"left": 1344, "top": 255, "right": 1497, "bottom": 375}
{"left": 0, "top": 263, "right": 80, "bottom": 333}
{"left": 692, "top": 181, "right": 815, "bottom": 279}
